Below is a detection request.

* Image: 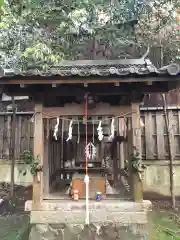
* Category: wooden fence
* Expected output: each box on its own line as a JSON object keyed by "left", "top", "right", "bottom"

{"left": 0, "top": 110, "right": 179, "bottom": 161}
{"left": 0, "top": 114, "right": 34, "bottom": 160}
{"left": 141, "top": 109, "right": 180, "bottom": 160}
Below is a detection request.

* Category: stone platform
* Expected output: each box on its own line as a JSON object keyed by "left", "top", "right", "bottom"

{"left": 25, "top": 200, "right": 151, "bottom": 240}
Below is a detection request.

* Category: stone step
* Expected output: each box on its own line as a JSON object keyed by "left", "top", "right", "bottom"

{"left": 28, "top": 200, "right": 151, "bottom": 239}
{"left": 25, "top": 199, "right": 151, "bottom": 213}
{"left": 30, "top": 210, "right": 148, "bottom": 225}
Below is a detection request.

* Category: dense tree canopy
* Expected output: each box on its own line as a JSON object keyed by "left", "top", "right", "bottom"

{"left": 137, "top": 0, "right": 179, "bottom": 63}
{"left": 0, "top": 0, "right": 179, "bottom": 72}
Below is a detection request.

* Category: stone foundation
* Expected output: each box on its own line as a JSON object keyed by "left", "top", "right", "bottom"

{"left": 29, "top": 223, "right": 148, "bottom": 240}
{"left": 26, "top": 200, "right": 151, "bottom": 240}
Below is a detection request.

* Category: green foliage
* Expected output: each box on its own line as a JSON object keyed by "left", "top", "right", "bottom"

{"left": 20, "top": 150, "right": 42, "bottom": 176}
{"left": 130, "top": 151, "right": 146, "bottom": 173}
{"left": 124, "top": 146, "right": 147, "bottom": 180}
{"left": 136, "top": 0, "right": 179, "bottom": 63}
{"left": 129, "top": 147, "right": 147, "bottom": 180}
{"left": 150, "top": 210, "right": 180, "bottom": 240}
{"left": 0, "top": 0, "right": 4, "bottom": 21}
{"left": 0, "top": 0, "right": 179, "bottom": 71}
{"left": 0, "top": 0, "right": 148, "bottom": 71}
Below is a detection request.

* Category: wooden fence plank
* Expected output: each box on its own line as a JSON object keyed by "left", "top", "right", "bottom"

{"left": 178, "top": 111, "right": 180, "bottom": 137}
{"left": 172, "top": 113, "right": 180, "bottom": 156}
{"left": 177, "top": 111, "right": 180, "bottom": 156}
{"left": 144, "top": 112, "right": 154, "bottom": 159}
{"left": 156, "top": 112, "right": 165, "bottom": 159}
{"left": 29, "top": 119, "right": 34, "bottom": 151}
{"left": 0, "top": 116, "right": 5, "bottom": 159}
{"left": 168, "top": 110, "right": 175, "bottom": 159}
{"left": 27, "top": 117, "right": 31, "bottom": 151}
{"left": 0, "top": 109, "right": 179, "bottom": 162}
{"left": 20, "top": 116, "right": 30, "bottom": 155}
{"left": 3, "top": 116, "right": 11, "bottom": 159}
{"left": 15, "top": 116, "right": 22, "bottom": 159}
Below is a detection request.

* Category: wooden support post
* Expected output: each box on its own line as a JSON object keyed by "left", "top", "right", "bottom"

{"left": 10, "top": 96, "right": 16, "bottom": 198}
{"left": 32, "top": 103, "right": 44, "bottom": 208}
{"left": 113, "top": 119, "right": 118, "bottom": 187}
{"left": 43, "top": 127, "right": 49, "bottom": 197}
{"left": 119, "top": 118, "right": 125, "bottom": 169}
{"left": 131, "top": 102, "right": 143, "bottom": 202}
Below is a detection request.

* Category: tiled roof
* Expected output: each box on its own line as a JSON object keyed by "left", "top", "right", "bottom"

{"left": 0, "top": 58, "right": 180, "bottom": 78}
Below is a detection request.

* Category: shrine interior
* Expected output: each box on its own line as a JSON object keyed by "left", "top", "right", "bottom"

{"left": 41, "top": 86, "right": 135, "bottom": 199}
{"left": 44, "top": 115, "right": 131, "bottom": 199}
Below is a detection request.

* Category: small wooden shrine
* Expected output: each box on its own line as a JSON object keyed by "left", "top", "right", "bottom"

{"left": 0, "top": 54, "right": 179, "bottom": 207}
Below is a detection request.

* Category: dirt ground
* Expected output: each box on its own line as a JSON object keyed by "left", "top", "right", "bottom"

{"left": 0, "top": 184, "right": 32, "bottom": 216}
{"left": 0, "top": 183, "right": 32, "bottom": 240}
{"left": 0, "top": 183, "right": 180, "bottom": 240}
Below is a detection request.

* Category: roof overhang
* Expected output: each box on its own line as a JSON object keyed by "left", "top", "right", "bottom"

{"left": 0, "top": 59, "right": 179, "bottom": 85}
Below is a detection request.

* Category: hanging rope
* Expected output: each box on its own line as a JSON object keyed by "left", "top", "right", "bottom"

{"left": 42, "top": 111, "right": 136, "bottom": 122}
{"left": 84, "top": 93, "right": 89, "bottom": 225}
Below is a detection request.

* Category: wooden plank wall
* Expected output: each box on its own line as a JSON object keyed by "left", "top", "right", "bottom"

{"left": 0, "top": 109, "right": 180, "bottom": 161}
{"left": 0, "top": 114, "right": 34, "bottom": 160}
{"left": 141, "top": 110, "right": 180, "bottom": 160}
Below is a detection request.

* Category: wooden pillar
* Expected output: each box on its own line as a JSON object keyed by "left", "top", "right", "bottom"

{"left": 119, "top": 118, "right": 125, "bottom": 169}
{"left": 43, "top": 119, "right": 49, "bottom": 197}
{"left": 32, "top": 103, "right": 44, "bottom": 208}
{"left": 131, "top": 102, "right": 143, "bottom": 202}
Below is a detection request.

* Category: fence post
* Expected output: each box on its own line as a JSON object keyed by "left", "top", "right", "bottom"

{"left": 10, "top": 96, "right": 16, "bottom": 198}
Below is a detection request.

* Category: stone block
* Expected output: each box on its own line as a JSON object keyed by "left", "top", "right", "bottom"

{"left": 29, "top": 223, "right": 149, "bottom": 240}
{"left": 28, "top": 199, "right": 151, "bottom": 239}
{"left": 63, "top": 226, "right": 79, "bottom": 240}
{"left": 29, "top": 224, "right": 64, "bottom": 240}
{"left": 25, "top": 200, "right": 152, "bottom": 212}
{"left": 30, "top": 210, "right": 148, "bottom": 225}
{"left": 30, "top": 210, "right": 86, "bottom": 224}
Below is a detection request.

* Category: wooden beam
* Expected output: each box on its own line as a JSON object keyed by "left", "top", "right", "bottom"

{"left": 32, "top": 103, "right": 44, "bottom": 209}
{"left": 43, "top": 103, "right": 132, "bottom": 118}
{"left": 0, "top": 76, "right": 177, "bottom": 85}
{"left": 3, "top": 81, "right": 170, "bottom": 98}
